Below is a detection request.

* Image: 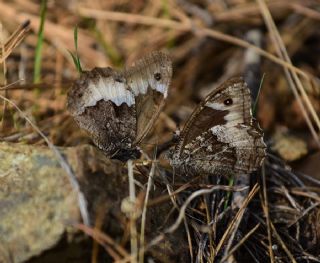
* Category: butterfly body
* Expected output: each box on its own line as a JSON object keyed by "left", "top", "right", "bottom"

{"left": 169, "top": 77, "right": 266, "bottom": 177}
{"left": 67, "top": 52, "right": 172, "bottom": 161}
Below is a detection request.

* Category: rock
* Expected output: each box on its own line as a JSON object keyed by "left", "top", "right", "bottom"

{"left": 0, "top": 142, "right": 188, "bottom": 262}
{"left": 0, "top": 142, "right": 126, "bottom": 263}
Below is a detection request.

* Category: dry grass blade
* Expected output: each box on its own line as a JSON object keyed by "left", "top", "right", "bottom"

{"left": 152, "top": 185, "right": 249, "bottom": 252}
{"left": 0, "top": 20, "right": 30, "bottom": 63}
{"left": 261, "top": 165, "right": 275, "bottom": 262}
{"left": 127, "top": 160, "right": 138, "bottom": 263}
{"left": 77, "top": 7, "right": 312, "bottom": 81}
{"left": 220, "top": 223, "right": 261, "bottom": 262}
{"left": 75, "top": 223, "right": 129, "bottom": 259}
{"left": 256, "top": 0, "right": 320, "bottom": 147}
{"left": 138, "top": 160, "right": 155, "bottom": 263}
{"left": 1, "top": 20, "right": 30, "bottom": 130}
{"left": 147, "top": 182, "right": 190, "bottom": 206}
{"left": 269, "top": 221, "right": 297, "bottom": 263}
{"left": 215, "top": 184, "right": 259, "bottom": 256}
{"left": 291, "top": 3, "right": 320, "bottom": 21}
{"left": 288, "top": 202, "right": 320, "bottom": 228}
{"left": 165, "top": 181, "right": 194, "bottom": 261}
{"left": 118, "top": 185, "right": 246, "bottom": 263}
{"left": 1, "top": 22, "right": 8, "bottom": 131}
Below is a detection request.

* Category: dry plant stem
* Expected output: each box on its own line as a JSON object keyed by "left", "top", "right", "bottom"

{"left": 214, "top": 1, "right": 320, "bottom": 22}
{"left": 286, "top": 70, "right": 319, "bottom": 147}
{"left": 256, "top": 0, "right": 320, "bottom": 147}
{"left": 162, "top": 169, "right": 194, "bottom": 260}
{"left": 261, "top": 165, "right": 275, "bottom": 262}
{"left": 147, "top": 182, "right": 190, "bottom": 206}
{"left": 290, "top": 189, "right": 320, "bottom": 202}
{"left": 215, "top": 184, "right": 259, "bottom": 256}
{"left": 161, "top": 171, "right": 194, "bottom": 260}
{"left": 0, "top": 22, "right": 8, "bottom": 131}
{"left": 183, "top": 214, "right": 193, "bottom": 262}
{"left": 203, "top": 197, "right": 214, "bottom": 261}
{"left": 138, "top": 160, "right": 155, "bottom": 263}
{"left": 117, "top": 185, "right": 245, "bottom": 263}
{"left": 291, "top": 3, "right": 320, "bottom": 21}
{"left": 75, "top": 223, "right": 129, "bottom": 260}
{"left": 165, "top": 182, "right": 194, "bottom": 261}
{"left": 153, "top": 186, "right": 249, "bottom": 254}
{"left": 269, "top": 221, "right": 297, "bottom": 263}
{"left": 220, "top": 223, "right": 260, "bottom": 262}
{"left": 0, "top": 20, "right": 30, "bottom": 63}
{"left": 224, "top": 174, "right": 250, "bottom": 260}
{"left": 77, "top": 7, "right": 312, "bottom": 81}
{"left": 92, "top": 204, "right": 108, "bottom": 263}
{"left": 0, "top": 94, "right": 90, "bottom": 226}
{"left": 288, "top": 202, "right": 320, "bottom": 228}
{"left": 127, "top": 160, "right": 138, "bottom": 263}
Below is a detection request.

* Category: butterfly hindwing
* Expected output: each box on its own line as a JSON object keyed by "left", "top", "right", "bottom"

{"left": 170, "top": 77, "right": 266, "bottom": 176}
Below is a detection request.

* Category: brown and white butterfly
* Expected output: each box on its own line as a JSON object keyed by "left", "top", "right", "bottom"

{"left": 169, "top": 77, "right": 266, "bottom": 177}
{"left": 67, "top": 51, "right": 172, "bottom": 161}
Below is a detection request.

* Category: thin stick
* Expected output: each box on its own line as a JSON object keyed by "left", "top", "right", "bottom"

{"left": 138, "top": 161, "right": 155, "bottom": 263}
{"left": 220, "top": 223, "right": 261, "bottom": 262}
{"left": 261, "top": 164, "right": 275, "bottom": 262}
{"left": 75, "top": 223, "right": 129, "bottom": 259}
{"left": 291, "top": 3, "right": 320, "bottom": 21}
{"left": 127, "top": 160, "right": 138, "bottom": 263}
{"left": 216, "top": 184, "right": 259, "bottom": 255}
{"left": 270, "top": 221, "right": 297, "bottom": 263}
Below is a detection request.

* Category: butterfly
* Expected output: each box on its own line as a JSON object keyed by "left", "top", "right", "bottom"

{"left": 169, "top": 77, "right": 266, "bottom": 177}
{"left": 67, "top": 51, "right": 172, "bottom": 161}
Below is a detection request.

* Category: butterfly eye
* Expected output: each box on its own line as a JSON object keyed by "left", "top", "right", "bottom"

{"left": 224, "top": 98, "right": 233, "bottom": 106}
{"left": 154, "top": 72, "right": 162, "bottom": 81}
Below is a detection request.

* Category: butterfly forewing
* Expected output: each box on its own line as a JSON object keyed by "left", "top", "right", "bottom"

{"left": 171, "top": 77, "right": 266, "bottom": 176}
{"left": 67, "top": 51, "right": 172, "bottom": 160}
{"left": 125, "top": 51, "right": 172, "bottom": 144}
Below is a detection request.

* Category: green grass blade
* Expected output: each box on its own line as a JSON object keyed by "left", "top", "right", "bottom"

{"left": 68, "top": 50, "right": 79, "bottom": 71}
{"left": 74, "top": 26, "right": 82, "bottom": 73}
{"left": 224, "top": 177, "right": 234, "bottom": 210}
{"left": 68, "top": 26, "right": 82, "bottom": 75}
